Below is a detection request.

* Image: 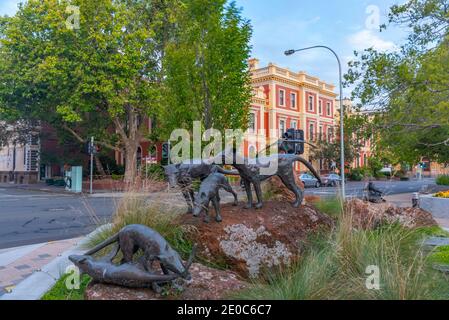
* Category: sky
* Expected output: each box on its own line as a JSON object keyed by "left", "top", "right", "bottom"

{"left": 0, "top": 0, "right": 408, "bottom": 96}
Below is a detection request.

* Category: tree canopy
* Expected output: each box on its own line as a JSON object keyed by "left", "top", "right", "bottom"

{"left": 0, "top": 0, "right": 253, "bottom": 181}
{"left": 345, "top": 0, "right": 449, "bottom": 165}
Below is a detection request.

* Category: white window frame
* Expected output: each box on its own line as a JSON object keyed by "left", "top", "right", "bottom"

{"left": 326, "top": 102, "right": 331, "bottom": 116}
{"left": 291, "top": 120, "right": 297, "bottom": 129}
{"left": 327, "top": 127, "right": 333, "bottom": 142}
{"left": 290, "top": 92, "right": 297, "bottom": 109}
{"left": 308, "top": 95, "right": 314, "bottom": 112}
{"left": 279, "top": 119, "right": 286, "bottom": 138}
{"left": 309, "top": 122, "right": 315, "bottom": 141}
{"left": 318, "top": 100, "right": 322, "bottom": 114}
{"left": 248, "top": 112, "right": 256, "bottom": 132}
{"left": 279, "top": 89, "right": 285, "bottom": 107}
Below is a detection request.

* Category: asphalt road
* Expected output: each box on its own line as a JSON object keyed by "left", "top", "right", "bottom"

{"left": 0, "top": 188, "right": 116, "bottom": 250}
{"left": 304, "top": 178, "right": 438, "bottom": 198}
{"left": 0, "top": 178, "right": 438, "bottom": 250}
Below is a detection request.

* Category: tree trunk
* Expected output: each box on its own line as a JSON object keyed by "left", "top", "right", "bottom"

{"left": 114, "top": 107, "right": 142, "bottom": 187}
{"left": 124, "top": 141, "right": 139, "bottom": 185}
{"left": 94, "top": 155, "right": 107, "bottom": 176}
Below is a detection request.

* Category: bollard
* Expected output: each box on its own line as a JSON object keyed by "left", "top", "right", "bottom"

{"left": 412, "top": 192, "right": 420, "bottom": 208}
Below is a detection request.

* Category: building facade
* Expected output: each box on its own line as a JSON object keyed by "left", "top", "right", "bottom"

{"left": 0, "top": 132, "right": 40, "bottom": 184}
{"left": 248, "top": 58, "right": 338, "bottom": 173}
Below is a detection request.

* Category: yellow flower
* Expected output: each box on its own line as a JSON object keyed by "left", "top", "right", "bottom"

{"left": 435, "top": 191, "right": 449, "bottom": 198}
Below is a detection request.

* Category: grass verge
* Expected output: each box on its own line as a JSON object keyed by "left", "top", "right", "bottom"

{"left": 41, "top": 274, "right": 91, "bottom": 300}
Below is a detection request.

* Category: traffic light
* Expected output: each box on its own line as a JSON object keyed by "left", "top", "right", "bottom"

{"left": 281, "top": 129, "right": 304, "bottom": 155}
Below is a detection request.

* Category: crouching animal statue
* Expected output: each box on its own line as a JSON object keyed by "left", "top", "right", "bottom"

{"left": 85, "top": 224, "right": 196, "bottom": 280}
{"left": 69, "top": 255, "right": 183, "bottom": 292}
{"left": 364, "top": 181, "right": 386, "bottom": 203}
{"left": 192, "top": 173, "right": 238, "bottom": 223}
{"left": 220, "top": 152, "right": 321, "bottom": 209}
{"left": 164, "top": 160, "right": 238, "bottom": 213}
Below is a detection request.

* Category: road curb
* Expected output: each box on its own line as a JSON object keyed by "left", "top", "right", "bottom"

{"left": 0, "top": 224, "right": 112, "bottom": 300}
{"left": 0, "top": 184, "right": 75, "bottom": 196}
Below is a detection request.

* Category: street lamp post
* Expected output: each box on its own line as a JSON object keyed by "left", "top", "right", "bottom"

{"left": 285, "top": 46, "right": 346, "bottom": 198}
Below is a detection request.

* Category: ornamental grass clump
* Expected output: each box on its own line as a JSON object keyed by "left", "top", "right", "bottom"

{"left": 84, "top": 193, "right": 196, "bottom": 259}
{"left": 233, "top": 200, "right": 449, "bottom": 300}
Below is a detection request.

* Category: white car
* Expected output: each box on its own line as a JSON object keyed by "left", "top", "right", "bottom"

{"left": 379, "top": 167, "right": 392, "bottom": 175}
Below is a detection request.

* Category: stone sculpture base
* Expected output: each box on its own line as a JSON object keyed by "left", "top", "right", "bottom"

{"left": 178, "top": 201, "right": 334, "bottom": 278}
{"left": 85, "top": 263, "right": 246, "bottom": 300}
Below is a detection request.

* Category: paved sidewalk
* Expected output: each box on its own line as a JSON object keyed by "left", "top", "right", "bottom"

{"left": 0, "top": 238, "right": 80, "bottom": 297}
{"left": 0, "top": 183, "right": 72, "bottom": 195}
{"left": 384, "top": 193, "right": 414, "bottom": 208}
{"left": 385, "top": 193, "right": 449, "bottom": 229}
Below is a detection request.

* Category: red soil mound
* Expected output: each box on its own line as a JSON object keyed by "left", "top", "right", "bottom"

{"left": 178, "top": 201, "right": 334, "bottom": 278}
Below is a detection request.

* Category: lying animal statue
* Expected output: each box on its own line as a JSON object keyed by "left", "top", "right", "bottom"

{"left": 364, "top": 181, "right": 386, "bottom": 204}
{"left": 193, "top": 173, "right": 238, "bottom": 223}
{"left": 164, "top": 160, "right": 238, "bottom": 213}
{"left": 85, "top": 224, "right": 195, "bottom": 280}
{"left": 69, "top": 255, "right": 181, "bottom": 292}
{"left": 221, "top": 152, "right": 321, "bottom": 209}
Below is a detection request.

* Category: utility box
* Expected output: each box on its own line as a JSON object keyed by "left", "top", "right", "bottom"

{"left": 65, "top": 166, "right": 83, "bottom": 193}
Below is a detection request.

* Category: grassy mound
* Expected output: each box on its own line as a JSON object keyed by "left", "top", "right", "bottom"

{"left": 233, "top": 204, "right": 449, "bottom": 300}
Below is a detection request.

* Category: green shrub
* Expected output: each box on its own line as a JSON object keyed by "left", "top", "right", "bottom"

{"left": 349, "top": 168, "right": 364, "bottom": 181}
{"left": 436, "top": 175, "right": 449, "bottom": 186}
{"left": 368, "top": 157, "right": 384, "bottom": 177}
{"left": 142, "top": 164, "right": 165, "bottom": 181}
{"left": 429, "top": 246, "right": 449, "bottom": 265}
{"left": 111, "top": 173, "right": 124, "bottom": 181}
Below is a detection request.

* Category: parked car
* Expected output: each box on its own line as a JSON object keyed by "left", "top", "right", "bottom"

{"left": 299, "top": 173, "right": 321, "bottom": 188}
{"left": 379, "top": 167, "right": 392, "bottom": 175}
{"left": 322, "top": 173, "right": 343, "bottom": 187}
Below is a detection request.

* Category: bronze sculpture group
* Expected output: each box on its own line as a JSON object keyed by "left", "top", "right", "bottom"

{"left": 164, "top": 150, "right": 321, "bottom": 219}
{"left": 69, "top": 225, "right": 196, "bottom": 293}
{"left": 70, "top": 146, "right": 321, "bottom": 292}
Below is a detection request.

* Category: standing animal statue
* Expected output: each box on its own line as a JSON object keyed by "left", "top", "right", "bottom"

{"left": 85, "top": 224, "right": 195, "bottom": 280}
{"left": 220, "top": 151, "right": 321, "bottom": 209}
{"left": 192, "top": 173, "right": 238, "bottom": 223}
{"left": 164, "top": 160, "right": 238, "bottom": 213}
{"left": 69, "top": 255, "right": 182, "bottom": 292}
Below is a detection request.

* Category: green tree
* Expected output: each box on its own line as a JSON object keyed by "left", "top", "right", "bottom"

{"left": 311, "top": 114, "right": 366, "bottom": 173}
{"left": 345, "top": 0, "right": 449, "bottom": 165}
{"left": 160, "top": 0, "right": 252, "bottom": 137}
{"left": 0, "top": 0, "right": 177, "bottom": 182}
